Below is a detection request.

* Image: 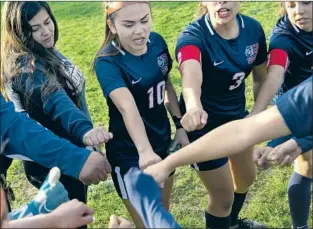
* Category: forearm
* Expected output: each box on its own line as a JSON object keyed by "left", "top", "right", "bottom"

{"left": 121, "top": 105, "right": 153, "bottom": 154}
{"left": 164, "top": 79, "right": 182, "bottom": 118}
{"left": 1, "top": 96, "right": 91, "bottom": 179}
{"left": 253, "top": 81, "right": 263, "bottom": 102}
{"left": 180, "top": 62, "right": 203, "bottom": 111}
{"left": 251, "top": 66, "right": 284, "bottom": 114}
{"left": 164, "top": 106, "right": 291, "bottom": 170}
{"left": 182, "top": 82, "right": 202, "bottom": 111}
{"left": 4, "top": 122, "right": 91, "bottom": 179}
{"left": 6, "top": 214, "right": 57, "bottom": 228}
{"left": 252, "top": 78, "right": 281, "bottom": 113}
{"left": 44, "top": 89, "right": 93, "bottom": 142}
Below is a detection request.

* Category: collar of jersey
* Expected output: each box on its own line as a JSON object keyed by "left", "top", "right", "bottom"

{"left": 204, "top": 14, "right": 245, "bottom": 36}
{"left": 111, "top": 39, "right": 151, "bottom": 56}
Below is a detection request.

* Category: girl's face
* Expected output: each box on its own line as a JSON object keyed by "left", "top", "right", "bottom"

{"left": 108, "top": 3, "right": 152, "bottom": 55}
{"left": 204, "top": 1, "right": 241, "bottom": 26}
{"left": 29, "top": 8, "right": 55, "bottom": 48}
{"left": 285, "top": 1, "right": 312, "bottom": 32}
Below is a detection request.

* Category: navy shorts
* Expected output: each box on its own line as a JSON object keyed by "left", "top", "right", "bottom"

{"left": 188, "top": 112, "right": 249, "bottom": 171}
{"left": 110, "top": 150, "right": 174, "bottom": 199}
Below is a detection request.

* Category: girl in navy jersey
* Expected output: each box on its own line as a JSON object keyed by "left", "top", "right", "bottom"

{"left": 0, "top": 1, "right": 112, "bottom": 218}
{"left": 176, "top": 2, "right": 268, "bottom": 228}
{"left": 94, "top": 2, "right": 189, "bottom": 228}
{"left": 251, "top": 2, "right": 312, "bottom": 229}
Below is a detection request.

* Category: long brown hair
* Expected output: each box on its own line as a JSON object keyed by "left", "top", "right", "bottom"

{"left": 93, "top": 2, "right": 125, "bottom": 69}
{"left": 197, "top": 3, "right": 208, "bottom": 17}
{"left": 1, "top": 1, "right": 76, "bottom": 104}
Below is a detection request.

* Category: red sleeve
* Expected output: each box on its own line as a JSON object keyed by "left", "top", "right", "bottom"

{"left": 267, "top": 48, "right": 289, "bottom": 71}
{"left": 177, "top": 45, "right": 201, "bottom": 66}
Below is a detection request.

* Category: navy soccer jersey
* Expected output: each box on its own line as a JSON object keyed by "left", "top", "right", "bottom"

{"left": 269, "top": 15, "right": 313, "bottom": 92}
{"left": 95, "top": 32, "right": 172, "bottom": 166}
{"left": 176, "top": 14, "right": 267, "bottom": 119}
{"left": 277, "top": 76, "right": 312, "bottom": 138}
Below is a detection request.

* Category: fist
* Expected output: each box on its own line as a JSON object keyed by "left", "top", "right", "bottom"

{"left": 181, "top": 107, "right": 208, "bottom": 132}
{"left": 83, "top": 127, "right": 113, "bottom": 146}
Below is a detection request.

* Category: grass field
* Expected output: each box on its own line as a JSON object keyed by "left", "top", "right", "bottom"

{"left": 5, "top": 2, "right": 312, "bottom": 228}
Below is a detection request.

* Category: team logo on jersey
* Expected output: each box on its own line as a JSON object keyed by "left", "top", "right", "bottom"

{"left": 245, "top": 43, "right": 259, "bottom": 64}
{"left": 157, "top": 53, "right": 169, "bottom": 75}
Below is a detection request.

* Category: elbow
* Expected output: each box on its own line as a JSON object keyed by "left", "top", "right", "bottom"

{"left": 117, "top": 100, "right": 136, "bottom": 115}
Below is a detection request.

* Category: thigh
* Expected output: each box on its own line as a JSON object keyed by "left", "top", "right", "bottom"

{"left": 294, "top": 150, "right": 312, "bottom": 178}
{"left": 197, "top": 162, "right": 234, "bottom": 198}
{"left": 229, "top": 147, "right": 256, "bottom": 192}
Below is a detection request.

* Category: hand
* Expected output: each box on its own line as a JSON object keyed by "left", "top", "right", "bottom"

{"left": 83, "top": 127, "right": 113, "bottom": 146}
{"left": 79, "top": 152, "right": 112, "bottom": 185}
{"left": 168, "top": 128, "right": 189, "bottom": 152}
{"left": 138, "top": 150, "right": 162, "bottom": 170}
{"left": 144, "top": 161, "right": 172, "bottom": 186}
{"left": 267, "top": 139, "right": 301, "bottom": 167}
{"left": 50, "top": 199, "right": 94, "bottom": 228}
{"left": 253, "top": 146, "right": 273, "bottom": 170}
{"left": 108, "top": 215, "right": 132, "bottom": 228}
{"left": 181, "top": 107, "right": 208, "bottom": 132}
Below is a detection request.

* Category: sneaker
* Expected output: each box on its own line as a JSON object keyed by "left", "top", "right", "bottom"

{"left": 230, "top": 218, "right": 268, "bottom": 228}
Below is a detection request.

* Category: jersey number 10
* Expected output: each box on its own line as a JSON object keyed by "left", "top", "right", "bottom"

{"left": 147, "top": 81, "right": 166, "bottom": 109}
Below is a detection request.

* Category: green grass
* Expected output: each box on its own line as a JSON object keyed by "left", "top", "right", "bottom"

{"left": 5, "top": 2, "right": 312, "bottom": 228}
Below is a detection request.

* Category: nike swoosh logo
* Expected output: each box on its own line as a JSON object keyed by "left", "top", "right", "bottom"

{"left": 213, "top": 61, "right": 224, "bottom": 66}
{"left": 131, "top": 78, "right": 142, "bottom": 84}
{"left": 306, "top": 51, "right": 313, "bottom": 56}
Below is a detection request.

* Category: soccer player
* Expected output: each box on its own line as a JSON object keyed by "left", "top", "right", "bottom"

{"left": 175, "top": 2, "right": 267, "bottom": 228}
{"left": 94, "top": 2, "right": 189, "bottom": 227}
{"left": 1, "top": 1, "right": 112, "bottom": 215}
{"left": 250, "top": 2, "right": 312, "bottom": 228}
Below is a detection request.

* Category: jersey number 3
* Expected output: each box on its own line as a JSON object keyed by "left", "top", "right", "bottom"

{"left": 147, "top": 81, "right": 166, "bottom": 109}
{"left": 229, "top": 72, "right": 245, "bottom": 91}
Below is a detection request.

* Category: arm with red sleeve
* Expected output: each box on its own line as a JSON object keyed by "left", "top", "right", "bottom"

{"left": 251, "top": 48, "right": 289, "bottom": 114}
{"left": 263, "top": 34, "right": 311, "bottom": 153}
{"left": 251, "top": 31, "right": 293, "bottom": 115}
{"left": 175, "top": 32, "right": 203, "bottom": 112}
